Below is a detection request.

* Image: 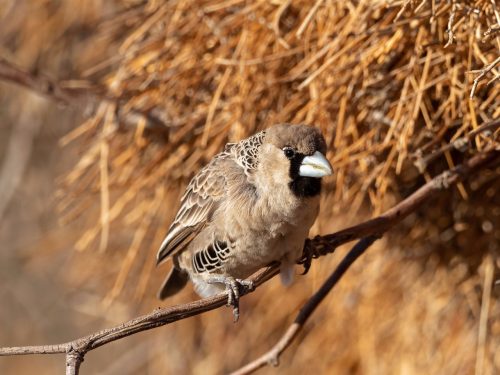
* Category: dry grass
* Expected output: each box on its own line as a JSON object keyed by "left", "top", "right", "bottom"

{"left": 1, "top": 0, "right": 499, "bottom": 374}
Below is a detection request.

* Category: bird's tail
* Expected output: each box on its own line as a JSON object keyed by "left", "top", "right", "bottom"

{"left": 157, "top": 267, "right": 189, "bottom": 300}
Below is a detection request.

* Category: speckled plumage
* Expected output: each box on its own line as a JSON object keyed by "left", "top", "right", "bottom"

{"left": 156, "top": 124, "right": 332, "bottom": 300}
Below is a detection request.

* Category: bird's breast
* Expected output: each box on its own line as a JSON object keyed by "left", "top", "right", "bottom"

{"left": 216, "top": 194, "right": 319, "bottom": 278}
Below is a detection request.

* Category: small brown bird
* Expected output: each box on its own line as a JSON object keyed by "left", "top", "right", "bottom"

{"left": 156, "top": 124, "right": 332, "bottom": 319}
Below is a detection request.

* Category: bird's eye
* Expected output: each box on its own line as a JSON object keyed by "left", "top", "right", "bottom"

{"left": 283, "top": 147, "right": 295, "bottom": 159}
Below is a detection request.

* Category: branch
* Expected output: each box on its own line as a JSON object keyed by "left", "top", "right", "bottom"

{"left": 0, "top": 149, "right": 497, "bottom": 374}
{"left": 444, "top": 0, "right": 458, "bottom": 48}
{"left": 66, "top": 351, "right": 83, "bottom": 375}
{"left": 412, "top": 118, "right": 500, "bottom": 173}
{"left": 470, "top": 55, "right": 500, "bottom": 98}
{"left": 0, "top": 57, "right": 97, "bottom": 105}
{"left": 230, "top": 236, "right": 379, "bottom": 375}
{"left": 0, "top": 57, "right": 170, "bottom": 133}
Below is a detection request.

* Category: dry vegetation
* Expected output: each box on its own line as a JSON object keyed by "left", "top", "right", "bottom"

{"left": 1, "top": 0, "right": 499, "bottom": 374}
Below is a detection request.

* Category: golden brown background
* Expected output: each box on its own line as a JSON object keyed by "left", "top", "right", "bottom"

{"left": 0, "top": 0, "right": 499, "bottom": 374}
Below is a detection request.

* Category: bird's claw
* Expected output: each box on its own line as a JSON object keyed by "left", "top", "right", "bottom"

{"left": 225, "top": 278, "right": 254, "bottom": 322}
{"left": 207, "top": 276, "right": 254, "bottom": 322}
{"left": 299, "top": 240, "right": 315, "bottom": 275}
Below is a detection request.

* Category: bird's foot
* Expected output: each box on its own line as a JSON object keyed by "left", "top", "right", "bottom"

{"left": 299, "top": 239, "right": 315, "bottom": 275}
{"left": 206, "top": 276, "right": 254, "bottom": 322}
{"left": 299, "top": 237, "right": 331, "bottom": 274}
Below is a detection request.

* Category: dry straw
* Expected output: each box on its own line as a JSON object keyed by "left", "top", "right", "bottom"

{"left": 56, "top": 0, "right": 499, "bottom": 297}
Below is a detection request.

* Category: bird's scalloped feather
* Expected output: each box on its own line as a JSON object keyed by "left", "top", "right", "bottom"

{"left": 157, "top": 131, "right": 266, "bottom": 264}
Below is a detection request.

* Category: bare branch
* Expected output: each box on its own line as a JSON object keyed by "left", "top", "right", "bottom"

{"left": 0, "top": 267, "right": 278, "bottom": 357}
{"left": 470, "top": 56, "right": 500, "bottom": 98}
{"left": 412, "top": 118, "right": 500, "bottom": 173}
{"left": 0, "top": 57, "right": 96, "bottom": 105}
{"left": 0, "top": 149, "right": 497, "bottom": 374}
{"left": 444, "top": 0, "right": 458, "bottom": 48}
{"left": 483, "top": 23, "right": 500, "bottom": 40}
{"left": 0, "top": 57, "right": 170, "bottom": 133}
{"left": 66, "top": 351, "right": 83, "bottom": 375}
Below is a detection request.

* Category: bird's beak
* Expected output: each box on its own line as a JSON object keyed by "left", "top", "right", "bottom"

{"left": 299, "top": 151, "right": 333, "bottom": 178}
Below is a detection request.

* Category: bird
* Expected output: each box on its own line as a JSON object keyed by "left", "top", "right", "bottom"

{"left": 156, "top": 123, "right": 333, "bottom": 320}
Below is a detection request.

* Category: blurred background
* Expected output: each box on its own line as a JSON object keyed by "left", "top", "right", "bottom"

{"left": 0, "top": 0, "right": 499, "bottom": 374}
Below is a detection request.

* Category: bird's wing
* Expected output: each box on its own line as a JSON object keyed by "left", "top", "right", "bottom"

{"left": 156, "top": 131, "right": 266, "bottom": 264}
{"left": 156, "top": 154, "right": 228, "bottom": 264}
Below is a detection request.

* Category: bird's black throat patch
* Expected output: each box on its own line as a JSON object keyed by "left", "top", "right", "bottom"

{"left": 289, "top": 177, "right": 321, "bottom": 197}
{"left": 288, "top": 153, "right": 322, "bottom": 198}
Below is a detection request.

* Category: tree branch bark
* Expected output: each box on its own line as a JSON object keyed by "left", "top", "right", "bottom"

{"left": 0, "top": 149, "right": 497, "bottom": 374}
{"left": 65, "top": 350, "right": 83, "bottom": 375}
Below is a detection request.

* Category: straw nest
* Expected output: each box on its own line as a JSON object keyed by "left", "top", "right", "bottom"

{"left": 50, "top": 0, "right": 499, "bottom": 373}
{"left": 57, "top": 0, "right": 499, "bottom": 290}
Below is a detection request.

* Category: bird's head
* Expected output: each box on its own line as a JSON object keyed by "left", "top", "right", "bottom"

{"left": 259, "top": 124, "right": 333, "bottom": 198}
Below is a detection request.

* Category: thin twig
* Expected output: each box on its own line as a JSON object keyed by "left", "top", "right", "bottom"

{"left": 444, "top": 0, "right": 458, "bottom": 48}
{"left": 412, "top": 118, "right": 500, "bottom": 173}
{"left": 0, "top": 150, "right": 497, "bottom": 374}
{"left": 470, "top": 56, "right": 500, "bottom": 98}
{"left": 0, "top": 57, "right": 170, "bottom": 133}
{"left": 483, "top": 23, "right": 500, "bottom": 40}
{"left": 0, "top": 57, "right": 96, "bottom": 104}
{"left": 230, "top": 236, "right": 379, "bottom": 375}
